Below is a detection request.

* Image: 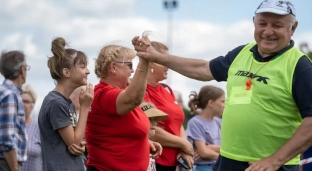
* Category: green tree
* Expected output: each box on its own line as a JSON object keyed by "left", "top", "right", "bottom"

{"left": 182, "top": 107, "right": 194, "bottom": 129}
{"left": 299, "top": 42, "right": 312, "bottom": 59}
{"left": 308, "top": 52, "right": 312, "bottom": 59}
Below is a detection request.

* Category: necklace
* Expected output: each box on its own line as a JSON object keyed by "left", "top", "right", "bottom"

{"left": 245, "top": 56, "right": 275, "bottom": 90}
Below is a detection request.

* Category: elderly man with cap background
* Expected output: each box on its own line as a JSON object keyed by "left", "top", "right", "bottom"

{"left": 132, "top": 0, "right": 312, "bottom": 170}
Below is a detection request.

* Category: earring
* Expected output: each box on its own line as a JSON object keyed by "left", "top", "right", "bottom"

{"left": 151, "top": 68, "right": 154, "bottom": 73}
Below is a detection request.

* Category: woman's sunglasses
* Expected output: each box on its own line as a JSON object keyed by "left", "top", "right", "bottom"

{"left": 115, "top": 61, "right": 133, "bottom": 70}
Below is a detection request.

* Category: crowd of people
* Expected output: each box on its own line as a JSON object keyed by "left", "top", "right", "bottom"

{"left": 1, "top": 0, "right": 312, "bottom": 171}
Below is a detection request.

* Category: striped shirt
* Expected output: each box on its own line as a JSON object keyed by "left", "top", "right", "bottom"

{"left": 0, "top": 79, "right": 27, "bottom": 162}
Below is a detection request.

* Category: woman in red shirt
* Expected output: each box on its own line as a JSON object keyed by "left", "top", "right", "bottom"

{"left": 85, "top": 37, "right": 154, "bottom": 171}
{"left": 145, "top": 41, "right": 194, "bottom": 171}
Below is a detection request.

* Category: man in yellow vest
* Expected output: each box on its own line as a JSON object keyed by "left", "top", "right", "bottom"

{"left": 132, "top": 0, "right": 312, "bottom": 170}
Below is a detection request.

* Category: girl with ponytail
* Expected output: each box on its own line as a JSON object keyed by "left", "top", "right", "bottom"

{"left": 38, "top": 37, "right": 94, "bottom": 171}
{"left": 186, "top": 85, "right": 225, "bottom": 171}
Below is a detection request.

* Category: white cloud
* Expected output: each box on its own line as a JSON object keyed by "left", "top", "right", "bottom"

{"left": 0, "top": 34, "right": 22, "bottom": 49}
{"left": 0, "top": 0, "right": 66, "bottom": 28}
{"left": 65, "top": 0, "right": 136, "bottom": 17}
{"left": 172, "top": 20, "right": 255, "bottom": 58}
{"left": 0, "top": 0, "right": 311, "bottom": 117}
{"left": 0, "top": 34, "right": 41, "bottom": 60}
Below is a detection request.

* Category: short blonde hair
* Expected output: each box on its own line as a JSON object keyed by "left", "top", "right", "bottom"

{"left": 22, "top": 84, "right": 37, "bottom": 103}
{"left": 94, "top": 45, "right": 135, "bottom": 78}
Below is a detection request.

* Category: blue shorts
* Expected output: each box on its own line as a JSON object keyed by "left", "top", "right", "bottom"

{"left": 194, "top": 164, "right": 213, "bottom": 171}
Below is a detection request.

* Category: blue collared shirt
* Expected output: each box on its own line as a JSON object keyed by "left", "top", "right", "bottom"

{"left": 0, "top": 79, "right": 27, "bottom": 162}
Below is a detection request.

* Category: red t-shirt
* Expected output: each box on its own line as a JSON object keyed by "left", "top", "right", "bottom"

{"left": 85, "top": 82, "right": 150, "bottom": 171}
{"left": 145, "top": 83, "right": 185, "bottom": 166}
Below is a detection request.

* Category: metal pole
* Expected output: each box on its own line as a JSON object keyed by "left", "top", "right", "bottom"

{"left": 163, "top": 0, "right": 178, "bottom": 86}
{"left": 167, "top": 9, "right": 173, "bottom": 86}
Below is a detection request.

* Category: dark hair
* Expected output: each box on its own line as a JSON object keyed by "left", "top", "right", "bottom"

{"left": 47, "top": 37, "right": 88, "bottom": 80}
{"left": 188, "top": 85, "right": 224, "bottom": 114}
{"left": 0, "top": 51, "right": 25, "bottom": 79}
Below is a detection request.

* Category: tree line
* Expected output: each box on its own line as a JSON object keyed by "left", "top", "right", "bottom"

{"left": 300, "top": 42, "right": 312, "bottom": 59}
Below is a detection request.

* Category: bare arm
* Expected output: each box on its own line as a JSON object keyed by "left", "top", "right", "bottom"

{"left": 180, "top": 125, "right": 187, "bottom": 139}
{"left": 207, "top": 144, "right": 221, "bottom": 153}
{"left": 57, "top": 83, "right": 93, "bottom": 146}
{"left": 270, "top": 117, "right": 312, "bottom": 166}
{"left": 3, "top": 150, "right": 18, "bottom": 171}
{"left": 134, "top": 37, "right": 213, "bottom": 81}
{"left": 195, "top": 140, "right": 219, "bottom": 160}
{"left": 178, "top": 126, "right": 195, "bottom": 158}
{"left": 116, "top": 58, "right": 149, "bottom": 115}
{"left": 151, "top": 126, "right": 186, "bottom": 148}
{"left": 151, "top": 126, "right": 193, "bottom": 156}
{"left": 58, "top": 106, "right": 90, "bottom": 146}
{"left": 156, "top": 54, "right": 213, "bottom": 81}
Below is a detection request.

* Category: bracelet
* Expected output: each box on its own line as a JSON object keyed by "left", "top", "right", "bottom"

{"left": 136, "top": 68, "right": 146, "bottom": 72}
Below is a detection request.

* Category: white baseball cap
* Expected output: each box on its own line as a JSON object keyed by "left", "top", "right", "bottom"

{"left": 255, "top": 0, "right": 296, "bottom": 16}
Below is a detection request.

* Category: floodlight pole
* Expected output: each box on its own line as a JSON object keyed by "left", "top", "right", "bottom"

{"left": 163, "top": 0, "right": 178, "bottom": 86}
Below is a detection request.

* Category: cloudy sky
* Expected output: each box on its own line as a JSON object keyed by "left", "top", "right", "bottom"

{"left": 1, "top": 0, "right": 312, "bottom": 117}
